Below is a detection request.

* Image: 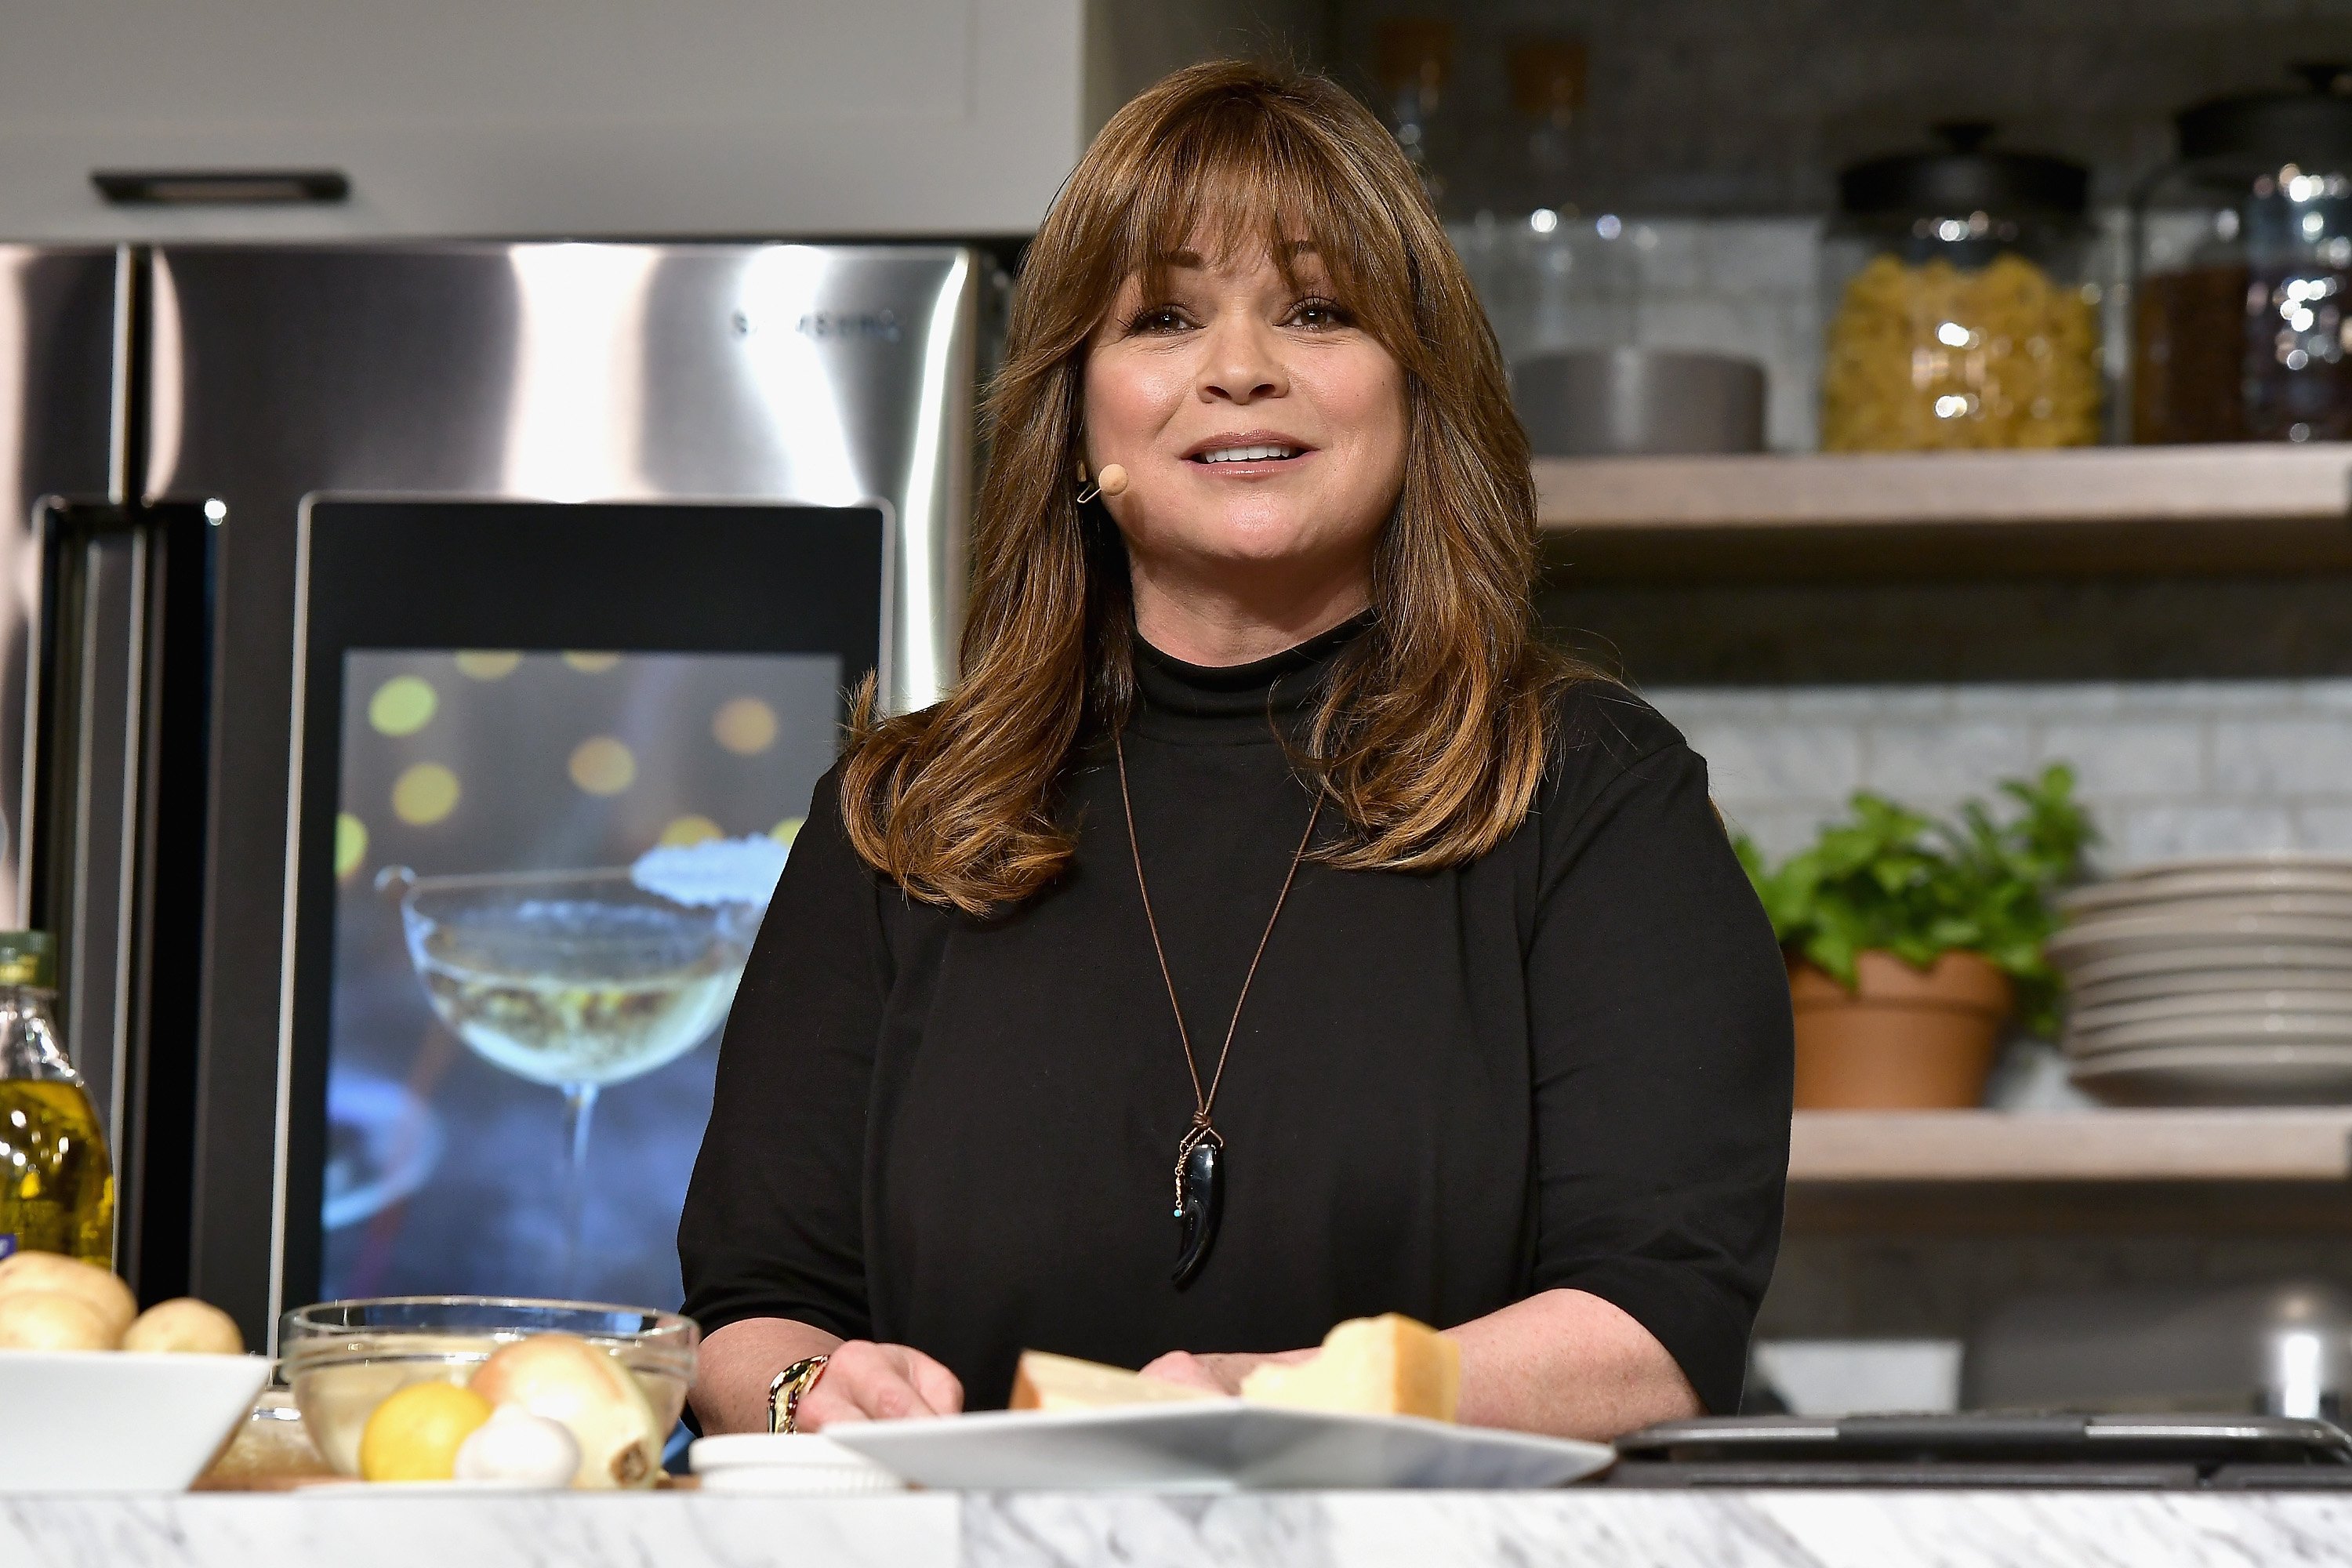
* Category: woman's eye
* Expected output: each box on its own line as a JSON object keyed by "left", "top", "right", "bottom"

{"left": 1287, "top": 297, "right": 1351, "bottom": 330}
{"left": 1127, "top": 305, "right": 1192, "bottom": 335}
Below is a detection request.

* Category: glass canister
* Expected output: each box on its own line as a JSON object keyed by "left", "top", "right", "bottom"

{"left": 2132, "top": 66, "right": 2352, "bottom": 444}
{"left": 1820, "top": 123, "right": 2100, "bottom": 451}
{"left": 1374, "top": 18, "right": 1457, "bottom": 213}
{"left": 1446, "top": 36, "right": 1631, "bottom": 368}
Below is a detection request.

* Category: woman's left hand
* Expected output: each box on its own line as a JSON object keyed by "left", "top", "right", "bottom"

{"left": 1137, "top": 1347, "right": 1314, "bottom": 1395}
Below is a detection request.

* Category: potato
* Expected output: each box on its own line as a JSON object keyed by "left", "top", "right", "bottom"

{"left": 122, "top": 1297, "right": 245, "bottom": 1355}
{"left": 0, "top": 1252, "right": 134, "bottom": 1344}
{"left": 0, "top": 1289, "right": 115, "bottom": 1350}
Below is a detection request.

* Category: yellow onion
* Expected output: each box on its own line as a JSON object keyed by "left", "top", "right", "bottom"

{"left": 466, "top": 1334, "right": 662, "bottom": 1488}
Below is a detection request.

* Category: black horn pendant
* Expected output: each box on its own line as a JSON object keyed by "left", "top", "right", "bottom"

{"left": 1171, "top": 1128, "right": 1224, "bottom": 1289}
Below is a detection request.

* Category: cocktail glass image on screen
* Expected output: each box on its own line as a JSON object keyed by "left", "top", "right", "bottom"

{"left": 323, "top": 649, "right": 839, "bottom": 1308}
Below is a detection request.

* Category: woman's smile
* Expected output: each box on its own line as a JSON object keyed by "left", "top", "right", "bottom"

{"left": 1180, "top": 430, "right": 1317, "bottom": 476}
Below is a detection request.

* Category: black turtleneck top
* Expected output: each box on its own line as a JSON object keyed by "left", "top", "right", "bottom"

{"left": 679, "top": 619, "right": 1792, "bottom": 1416}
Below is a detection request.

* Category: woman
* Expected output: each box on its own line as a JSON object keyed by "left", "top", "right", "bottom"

{"left": 680, "top": 60, "right": 1792, "bottom": 1440}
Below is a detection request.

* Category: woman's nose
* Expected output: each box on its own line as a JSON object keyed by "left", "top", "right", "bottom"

{"left": 1196, "top": 318, "right": 1287, "bottom": 405}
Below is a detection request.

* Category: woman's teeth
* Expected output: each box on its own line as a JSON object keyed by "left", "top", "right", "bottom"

{"left": 1195, "top": 445, "right": 1300, "bottom": 463}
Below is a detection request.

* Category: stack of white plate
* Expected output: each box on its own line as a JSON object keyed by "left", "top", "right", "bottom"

{"left": 2048, "top": 856, "right": 2352, "bottom": 1105}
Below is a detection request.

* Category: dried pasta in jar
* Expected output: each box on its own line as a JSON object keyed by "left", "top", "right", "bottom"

{"left": 1820, "top": 252, "right": 2100, "bottom": 451}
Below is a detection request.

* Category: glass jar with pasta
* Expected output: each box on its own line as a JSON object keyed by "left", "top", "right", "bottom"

{"left": 1820, "top": 124, "right": 2101, "bottom": 452}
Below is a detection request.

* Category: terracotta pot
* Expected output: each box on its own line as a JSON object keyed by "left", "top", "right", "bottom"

{"left": 1788, "top": 950, "right": 2014, "bottom": 1110}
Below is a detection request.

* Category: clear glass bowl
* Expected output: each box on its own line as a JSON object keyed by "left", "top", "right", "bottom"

{"left": 281, "top": 1296, "right": 699, "bottom": 1476}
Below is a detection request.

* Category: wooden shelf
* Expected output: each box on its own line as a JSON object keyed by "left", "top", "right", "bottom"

{"left": 1789, "top": 1109, "right": 2352, "bottom": 1185}
{"left": 1534, "top": 445, "right": 2352, "bottom": 579}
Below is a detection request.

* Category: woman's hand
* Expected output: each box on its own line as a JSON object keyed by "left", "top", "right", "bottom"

{"left": 795, "top": 1339, "right": 965, "bottom": 1430}
{"left": 1137, "top": 1347, "right": 1314, "bottom": 1396}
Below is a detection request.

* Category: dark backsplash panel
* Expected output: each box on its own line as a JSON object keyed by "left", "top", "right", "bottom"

{"left": 1537, "top": 572, "right": 2352, "bottom": 689}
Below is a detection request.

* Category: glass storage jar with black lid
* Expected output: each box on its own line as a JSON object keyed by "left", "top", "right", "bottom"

{"left": 2131, "top": 66, "right": 2352, "bottom": 444}
{"left": 1820, "top": 123, "right": 2100, "bottom": 451}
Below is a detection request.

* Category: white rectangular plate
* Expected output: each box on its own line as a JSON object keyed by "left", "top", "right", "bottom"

{"left": 824, "top": 1401, "right": 1615, "bottom": 1491}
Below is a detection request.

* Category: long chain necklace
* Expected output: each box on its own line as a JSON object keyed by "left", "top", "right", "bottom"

{"left": 1114, "top": 729, "right": 1322, "bottom": 1290}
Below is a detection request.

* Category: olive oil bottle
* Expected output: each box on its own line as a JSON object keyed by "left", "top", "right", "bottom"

{"left": 0, "top": 931, "right": 114, "bottom": 1264}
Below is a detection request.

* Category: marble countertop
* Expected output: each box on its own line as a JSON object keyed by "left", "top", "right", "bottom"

{"left": 9, "top": 1489, "right": 2352, "bottom": 1568}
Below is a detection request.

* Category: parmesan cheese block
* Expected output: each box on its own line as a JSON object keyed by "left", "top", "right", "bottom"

{"left": 1007, "top": 1350, "right": 1221, "bottom": 1413}
{"left": 1238, "top": 1313, "right": 1460, "bottom": 1422}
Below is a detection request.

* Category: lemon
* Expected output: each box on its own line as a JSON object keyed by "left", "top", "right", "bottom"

{"left": 359, "top": 1380, "right": 495, "bottom": 1482}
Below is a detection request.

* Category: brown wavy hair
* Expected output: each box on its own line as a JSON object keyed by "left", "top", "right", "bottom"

{"left": 840, "top": 59, "right": 1576, "bottom": 915}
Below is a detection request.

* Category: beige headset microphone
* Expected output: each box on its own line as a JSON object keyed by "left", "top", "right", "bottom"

{"left": 1076, "top": 461, "right": 1130, "bottom": 504}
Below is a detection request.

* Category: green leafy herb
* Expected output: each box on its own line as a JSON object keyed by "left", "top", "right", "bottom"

{"left": 1733, "top": 764, "right": 2094, "bottom": 1036}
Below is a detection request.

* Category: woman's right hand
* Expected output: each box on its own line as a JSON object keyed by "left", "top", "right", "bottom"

{"left": 794, "top": 1340, "right": 965, "bottom": 1429}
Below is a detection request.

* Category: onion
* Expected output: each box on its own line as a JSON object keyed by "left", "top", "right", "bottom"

{"left": 466, "top": 1334, "right": 662, "bottom": 1488}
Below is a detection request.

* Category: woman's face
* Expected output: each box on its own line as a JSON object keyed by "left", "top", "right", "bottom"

{"left": 1083, "top": 237, "right": 1408, "bottom": 619}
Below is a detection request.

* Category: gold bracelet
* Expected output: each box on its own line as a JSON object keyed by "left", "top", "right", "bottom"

{"left": 768, "top": 1354, "right": 832, "bottom": 1434}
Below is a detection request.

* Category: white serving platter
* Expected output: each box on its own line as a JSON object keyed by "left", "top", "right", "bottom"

{"left": 2069, "top": 1041, "right": 2352, "bottom": 1105}
{"left": 2069, "top": 989, "right": 2352, "bottom": 1035}
{"left": 2045, "top": 914, "right": 2352, "bottom": 968}
{"left": 2062, "top": 869, "right": 2352, "bottom": 916}
{"left": 2067, "top": 961, "right": 2352, "bottom": 1014}
{"left": 2065, "top": 1011, "right": 2352, "bottom": 1058}
{"left": 2102, "top": 855, "right": 2352, "bottom": 884}
{"left": 2059, "top": 891, "right": 2352, "bottom": 924}
{"left": 824, "top": 1401, "right": 1615, "bottom": 1492}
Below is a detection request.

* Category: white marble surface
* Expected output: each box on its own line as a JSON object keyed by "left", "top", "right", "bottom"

{"left": 9, "top": 1490, "right": 2352, "bottom": 1567}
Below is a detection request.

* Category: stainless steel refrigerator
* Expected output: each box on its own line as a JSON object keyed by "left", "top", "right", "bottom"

{"left": 12, "top": 242, "right": 981, "bottom": 1348}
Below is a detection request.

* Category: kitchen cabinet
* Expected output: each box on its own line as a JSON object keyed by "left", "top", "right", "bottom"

{"left": 0, "top": 0, "right": 1086, "bottom": 239}
{"left": 0, "top": 0, "right": 1330, "bottom": 241}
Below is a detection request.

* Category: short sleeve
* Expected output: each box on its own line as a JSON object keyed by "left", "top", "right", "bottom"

{"left": 1522, "top": 695, "right": 1795, "bottom": 1414}
{"left": 677, "top": 768, "right": 886, "bottom": 1343}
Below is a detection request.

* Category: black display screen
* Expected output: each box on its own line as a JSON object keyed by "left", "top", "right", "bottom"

{"left": 285, "top": 499, "right": 884, "bottom": 1315}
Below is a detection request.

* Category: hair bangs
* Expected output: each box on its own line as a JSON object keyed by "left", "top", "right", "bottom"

{"left": 1103, "top": 90, "right": 1414, "bottom": 353}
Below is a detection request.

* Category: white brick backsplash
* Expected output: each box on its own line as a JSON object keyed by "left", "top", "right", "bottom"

{"left": 2116, "top": 804, "right": 2300, "bottom": 864}
{"left": 1685, "top": 721, "right": 1865, "bottom": 802}
{"left": 2118, "top": 680, "right": 2306, "bottom": 713}
{"left": 1715, "top": 803, "right": 1839, "bottom": 859}
{"left": 1951, "top": 683, "right": 2122, "bottom": 719}
{"left": 1864, "top": 721, "right": 2037, "bottom": 801}
{"left": 1671, "top": 678, "right": 2352, "bottom": 871}
{"left": 1783, "top": 685, "right": 1955, "bottom": 722}
{"left": 1628, "top": 220, "right": 1705, "bottom": 293}
{"left": 2212, "top": 717, "right": 2352, "bottom": 794}
{"left": 1645, "top": 686, "right": 1788, "bottom": 725}
{"left": 1633, "top": 296, "right": 1771, "bottom": 363}
{"left": 1703, "top": 219, "right": 1821, "bottom": 298}
{"left": 2034, "top": 721, "right": 2207, "bottom": 798}
{"left": 2291, "top": 806, "right": 2352, "bottom": 856}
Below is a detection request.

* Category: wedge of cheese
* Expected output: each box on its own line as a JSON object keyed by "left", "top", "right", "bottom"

{"left": 1007, "top": 1350, "right": 1221, "bottom": 1412}
{"left": 1238, "top": 1312, "right": 1460, "bottom": 1423}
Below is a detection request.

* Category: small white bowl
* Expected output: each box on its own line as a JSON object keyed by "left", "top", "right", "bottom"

{"left": 0, "top": 1350, "right": 274, "bottom": 1493}
{"left": 690, "top": 1432, "right": 907, "bottom": 1494}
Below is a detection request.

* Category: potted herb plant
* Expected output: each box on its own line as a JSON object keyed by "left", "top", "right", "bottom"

{"left": 1735, "top": 765, "right": 2092, "bottom": 1110}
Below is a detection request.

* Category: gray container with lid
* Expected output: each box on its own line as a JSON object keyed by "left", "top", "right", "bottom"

{"left": 1512, "top": 347, "right": 1767, "bottom": 456}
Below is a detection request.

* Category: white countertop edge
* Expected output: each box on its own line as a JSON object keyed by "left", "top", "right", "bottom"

{"left": 9, "top": 1488, "right": 2352, "bottom": 1568}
